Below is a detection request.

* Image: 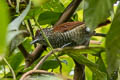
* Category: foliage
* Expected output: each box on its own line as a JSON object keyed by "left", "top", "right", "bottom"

{"left": 0, "top": 0, "right": 9, "bottom": 57}
{"left": 84, "top": 0, "right": 114, "bottom": 31}
{"left": 106, "top": 3, "right": 120, "bottom": 78}
{"left": 0, "top": 0, "right": 120, "bottom": 80}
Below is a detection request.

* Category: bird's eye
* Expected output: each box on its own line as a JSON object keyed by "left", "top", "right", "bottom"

{"left": 39, "top": 33, "right": 42, "bottom": 36}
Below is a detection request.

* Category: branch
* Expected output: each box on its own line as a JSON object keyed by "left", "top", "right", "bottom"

{"left": 31, "top": 45, "right": 46, "bottom": 59}
{"left": 74, "top": 61, "right": 85, "bottom": 80}
{"left": 18, "top": 44, "right": 33, "bottom": 68}
{"left": 94, "top": 33, "right": 106, "bottom": 37}
{"left": 26, "top": 44, "right": 47, "bottom": 67}
{"left": 20, "top": 50, "right": 56, "bottom": 80}
{"left": 18, "top": 44, "right": 30, "bottom": 59}
{"left": 20, "top": 70, "right": 54, "bottom": 80}
{"left": 97, "top": 20, "right": 111, "bottom": 28}
{"left": 18, "top": 44, "right": 46, "bottom": 68}
{"left": 33, "top": 50, "right": 55, "bottom": 70}
{"left": 54, "top": 0, "right": 82, "bottom": 26}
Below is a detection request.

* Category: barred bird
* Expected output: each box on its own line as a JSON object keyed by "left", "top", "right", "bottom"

{"left": 31, "top": 21, "right": 93, "bottom": 48}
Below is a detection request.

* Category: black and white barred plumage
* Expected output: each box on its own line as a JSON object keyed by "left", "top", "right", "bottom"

{"left": 32, "top": 24, "right": 92, "bottom": 48}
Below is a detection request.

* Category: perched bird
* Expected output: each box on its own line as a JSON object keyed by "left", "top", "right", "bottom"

{"left": 31, "top": 21, "right": 93, "bottom": 48}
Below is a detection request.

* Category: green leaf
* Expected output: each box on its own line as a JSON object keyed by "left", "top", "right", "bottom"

{"left": 84, "top": 0, "right": 113, "bottom": 31}
{"left": 38, "top": 11, "right": 61, "bottom": 25}
{"left": 96, "top": 57, "right": 107, "bottom": 74}
{"left": 7, "top": 52, "right": 24, "bottom": 71}
{"left": 8, "top": 1, "right": 31, "bottom": 31}
{"left": 106, "top": 3, "right": 120, "bottom": 78}
{"left": 68, "top": 53, "right": 107, "bottom": 80}
{"left": 60, "top": 57, "right": 74, "bottom": 75}
{"left": 93, "top": 56, "right": 108, "bottom": 80}
{"left": 60, "top": 0, "right": 72, "bottom": 7}
{"left": 53, "top": 56, "right": 74, "bottom": 76}
{"left": 7, "top": 30, "right": 28, "bottom": 53}
{"left": 32, "top": 0, "right": 50, "bottom": 6}
{"left": 42, "top": 0, "right": 64, "bottom": 12}
{"left": 7, "top": 1, "right": 31, "bottom": 53}
{"left": 60, "top": 47, "right": 107, "bottom": 80}
{"left": 22, "top": 38, "right": 33, "bottom": 52}
{"left": 41, "top": 59, "right": 59, "bottom": 70}
{"left": 7, "top": 31, "right": 26, "bottom": 46}
{"left": 0, "top": 0, "right": 9, "bottom": 56}
{"left": 26, "top": 7, "right": 42, "bottom": 19}
{"left": 60, "top": 47, "right": 104, "bottom": 56}
{"left": 27, "top": 0, "right": 64, "bottom": 19}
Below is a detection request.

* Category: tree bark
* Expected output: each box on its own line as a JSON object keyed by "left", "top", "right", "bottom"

{"left": 74, "top": 61, "right": 85, "bottom": 80}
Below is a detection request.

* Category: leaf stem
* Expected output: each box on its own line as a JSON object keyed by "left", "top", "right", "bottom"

{"left": 3, "top": 57, "right": 16, "bottom": 80}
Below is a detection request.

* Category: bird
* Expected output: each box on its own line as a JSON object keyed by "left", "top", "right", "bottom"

{"left": 31, "top": 21, "right": 94, "bottom": 48}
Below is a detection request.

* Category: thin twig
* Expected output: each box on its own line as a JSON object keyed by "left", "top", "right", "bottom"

{"left": 94, "top": 33, "right": 106, "bottom": 37}
{"left": 20, "top": 50, "right": 55, "bottom": 80}
{"left": 97, "top": 20, "right": 111, "bottom": 28}
{"left": 27, "top": 20, "right": 36, "bottom": 47}
{"left": 33, "top": 50, "right": 55, "bottom": 70}
{"left": 3, "top": 57, "right": 16, "bottom": 80}
{"left": 20, "top": 70, "right": 54, "bottom": 80}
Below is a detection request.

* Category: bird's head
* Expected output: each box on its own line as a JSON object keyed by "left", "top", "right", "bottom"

{"left": 31, "top": 28, "right": 53, "bottom": 45}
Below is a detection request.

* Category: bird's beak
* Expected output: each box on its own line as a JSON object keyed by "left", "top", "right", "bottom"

{"left": 30, "top": 39, "right": 40, "bottom": 44}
